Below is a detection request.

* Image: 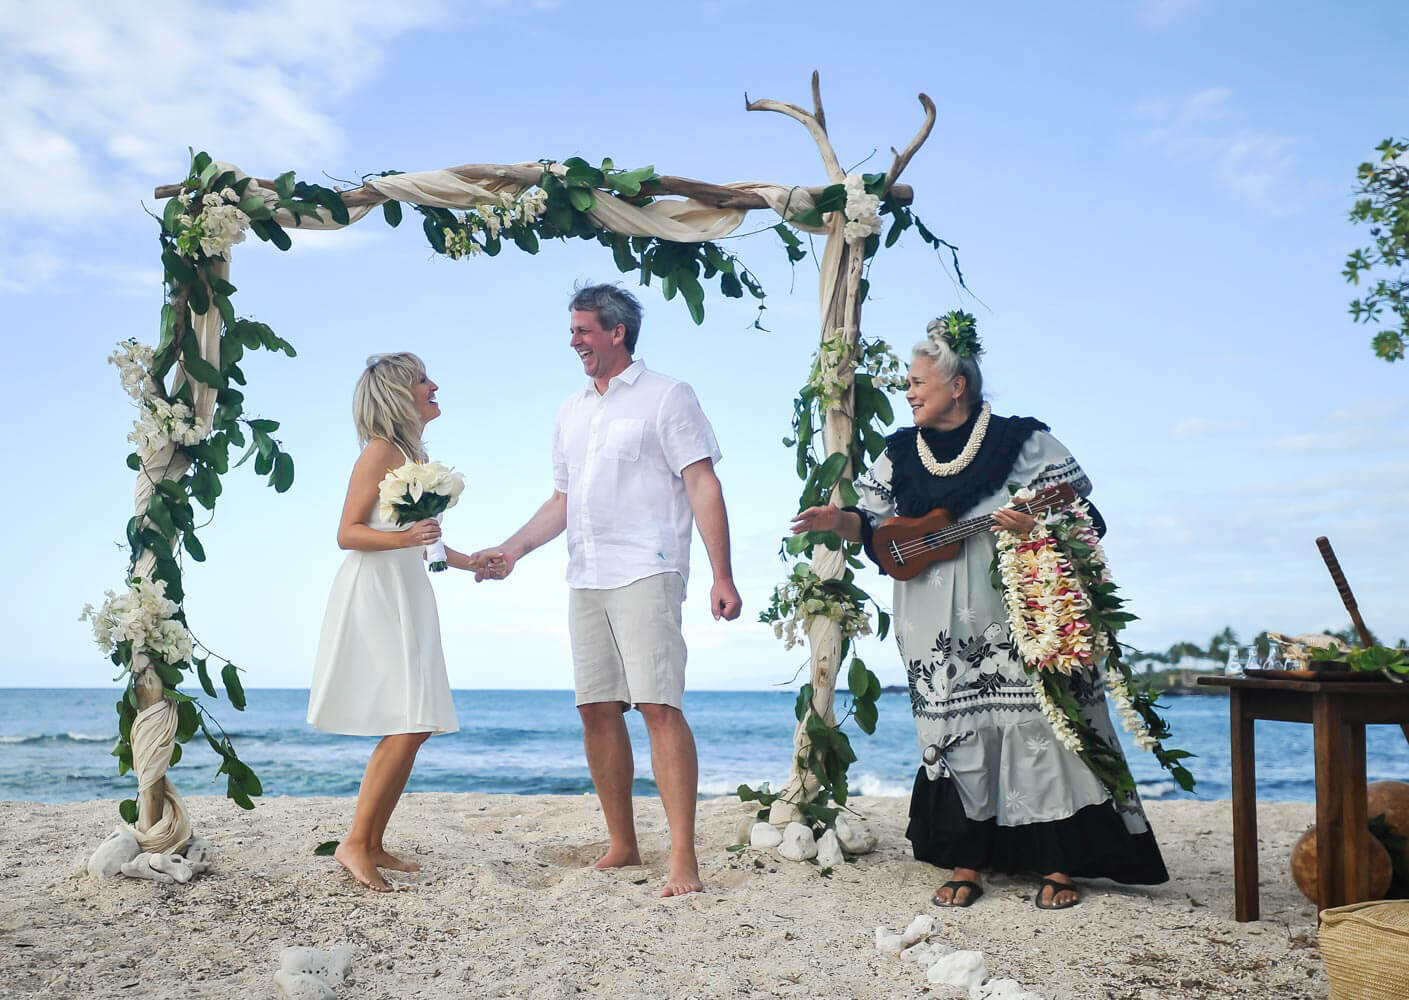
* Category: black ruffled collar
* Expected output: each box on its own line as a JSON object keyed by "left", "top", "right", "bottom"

{"left": 885, "top": 409, "right": 1049, "bottom": 519}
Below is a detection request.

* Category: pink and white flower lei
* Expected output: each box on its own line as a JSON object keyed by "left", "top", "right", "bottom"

{"left": 995, "top": 487, "right": 1156, "bottom": 753}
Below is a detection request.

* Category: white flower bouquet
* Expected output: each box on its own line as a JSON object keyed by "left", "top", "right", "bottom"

{"left": 377, "top": 461, "right": 465, "bottom": 572}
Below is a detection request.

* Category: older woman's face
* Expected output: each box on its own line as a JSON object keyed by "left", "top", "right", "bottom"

{"left": 906, "top": 354, "right": 967, "bottom": 430}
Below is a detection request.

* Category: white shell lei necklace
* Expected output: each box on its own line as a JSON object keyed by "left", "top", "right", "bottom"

{"left": 916, "top": 402, "right": 992, "bottom": 477}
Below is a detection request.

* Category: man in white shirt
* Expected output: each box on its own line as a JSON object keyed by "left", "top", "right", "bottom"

{"left": 472, "top": 283, "right": 741, "bottom": 897}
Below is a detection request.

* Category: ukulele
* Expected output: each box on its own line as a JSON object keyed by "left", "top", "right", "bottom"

{"left": 872, "top": 483, "right": 1077, "bottom": 581}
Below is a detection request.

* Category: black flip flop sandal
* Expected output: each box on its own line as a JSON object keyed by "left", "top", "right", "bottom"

{"left": 931, "top": 879, "right": 984, "bottom": 907}
{"left": 1034, "top": 877, "right": 1081, "bottom": 910}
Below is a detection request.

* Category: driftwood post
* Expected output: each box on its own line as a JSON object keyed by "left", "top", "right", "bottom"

{"left": 753, "top": 74, "right": 936, "bottom": 825}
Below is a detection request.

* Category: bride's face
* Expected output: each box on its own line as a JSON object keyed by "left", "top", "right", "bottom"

{"left": 413, "top": 370, "right": 440, "bottom": 424}
{"left": 906, "top": 354, "right": 967, "bottom": 430}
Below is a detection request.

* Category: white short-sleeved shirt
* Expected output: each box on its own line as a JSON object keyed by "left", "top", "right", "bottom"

{"left": 552, "top": 359, "right": 722, "bottom": 593}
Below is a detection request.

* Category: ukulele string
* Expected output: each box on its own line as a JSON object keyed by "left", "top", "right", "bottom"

{"left": 887, "top": 498, "right": 1059, "bottom": 560}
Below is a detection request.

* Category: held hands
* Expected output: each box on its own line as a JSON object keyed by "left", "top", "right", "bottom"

{"left": 990, "top": 506, "right": 1037, "bottom": 535}
{"left": 468, "top": 547, "right": 515, "bottom": 582}
{"left": 405, "top": 519, "right": 442, "bottom": 548}
{"left": 711, "top": 577, "right": 743, "bottom": 621}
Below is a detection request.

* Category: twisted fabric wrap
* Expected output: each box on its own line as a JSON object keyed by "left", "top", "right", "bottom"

{"left": 122, "top": 701, "right": 191, "bottom": 853}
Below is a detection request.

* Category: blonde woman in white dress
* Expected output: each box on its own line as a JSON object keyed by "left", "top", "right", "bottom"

{"left": 308, "top": 352, "right": 481, "bottom": 891}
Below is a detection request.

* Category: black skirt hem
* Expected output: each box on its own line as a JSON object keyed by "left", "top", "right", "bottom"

{"left": 905, "top": 767, "right": 1170, "bottom": 885}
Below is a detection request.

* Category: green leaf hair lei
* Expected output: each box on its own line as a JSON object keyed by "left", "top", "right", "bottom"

{"left": 933, "top": 309, "right": 982, "bottom": 360}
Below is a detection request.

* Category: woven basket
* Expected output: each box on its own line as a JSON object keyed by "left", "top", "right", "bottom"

{"left": 1320, "top": 900, "right": 1409, "bottom": 999}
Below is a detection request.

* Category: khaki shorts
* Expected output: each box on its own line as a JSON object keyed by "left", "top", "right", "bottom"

{"left": 569, "top": 572, "right": 687, "bottom": 709}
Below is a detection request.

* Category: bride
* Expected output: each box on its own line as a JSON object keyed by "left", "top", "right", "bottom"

{"left": 307, "top": 352, "right": 479, "bottom": 891}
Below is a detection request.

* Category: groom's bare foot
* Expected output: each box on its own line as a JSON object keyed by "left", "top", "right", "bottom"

{"left": 334, "top": 842, "right": 392, "bottom": 892}
{"left": 371, "top": 848, "right": 421, "bottom": 872}
{"left": 594, "top": 844, "right": 642, "bottom": 869}
{"left": 660, "top": 853, "right": 702, "bottom": 897}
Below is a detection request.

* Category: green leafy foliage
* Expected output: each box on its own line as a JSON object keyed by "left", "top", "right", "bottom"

{"left": 1345, "top": 138, "right": 1409, "bottom": 363}
{"left": 415, "top": 157, "right": 767, "bottom": 327}
{"left": 742, "top": 190, "right": 965, "bottom": 832}
{"left": 106, "top": 148, "right": 343, "bottom": 821}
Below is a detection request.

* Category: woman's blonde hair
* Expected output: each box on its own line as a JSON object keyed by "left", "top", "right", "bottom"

{"left": 353, "top": 352, "right": 428, "bottom": 463}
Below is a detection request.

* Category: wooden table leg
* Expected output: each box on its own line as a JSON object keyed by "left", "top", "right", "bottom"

{"left": 1229, "top": 688, "right": 1260, "bottom": 921}
{"left": 1341, "top": 722, "right": 1369, "bottom": 903}
{"left": 1313, "top": 693, "right": 1348, "bottom": 909}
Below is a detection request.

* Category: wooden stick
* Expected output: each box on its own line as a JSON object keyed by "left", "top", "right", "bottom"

{"left": 745, "top": 82, "right": 846, "bottom": 183}
{"left": 1316, "top": 536, "right": 1375, "bottom": 648}
{"left": 883, "top": 94, "right": 937, "bottom": 196}
{"left": 153, "top": 168, "right": 911, "bottom": 209}
{"left": 810, "top": 70, "right": 827, "bottom": 132}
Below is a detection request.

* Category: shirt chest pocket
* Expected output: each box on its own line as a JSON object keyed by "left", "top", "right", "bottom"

{"left": 601, "top": 417, "right": 644, "bottom": 461}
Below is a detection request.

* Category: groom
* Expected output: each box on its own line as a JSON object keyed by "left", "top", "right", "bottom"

{"left": 473, "top": 283, "right": 741, "bottom": 897}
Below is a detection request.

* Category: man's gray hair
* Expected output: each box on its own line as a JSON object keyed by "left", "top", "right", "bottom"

{"left": 569, "top": 282, "right": 644, "bottom": 353}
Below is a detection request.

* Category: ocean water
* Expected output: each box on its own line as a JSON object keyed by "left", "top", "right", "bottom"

{"left": 2, "top": 688, "right": 1406, "bottom": 805}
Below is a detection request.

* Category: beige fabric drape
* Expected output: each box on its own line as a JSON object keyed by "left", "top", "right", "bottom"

{"left": 221, "top": 162, "right": 832, "bottom": 240}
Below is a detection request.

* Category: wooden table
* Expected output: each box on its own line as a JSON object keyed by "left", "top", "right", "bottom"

{"left": 1197, "top": 674, "right": 1409, "bottom": 921}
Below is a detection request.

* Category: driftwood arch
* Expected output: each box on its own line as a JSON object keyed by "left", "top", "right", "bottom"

{"left": 108, "top": 73, "right": 937, "bottom": 858}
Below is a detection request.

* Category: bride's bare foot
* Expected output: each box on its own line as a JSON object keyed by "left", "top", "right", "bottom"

{"left": 334, "top": 842, "right": 392, "bottom": 892}
{"left": 371, "top": 848, "right": 421, "bottom": 872}
{"left": 594, "top": 844, "right": 642, "bottom": 869}
{"left": 660, "top": 852, "right": 702, "bottom": 897}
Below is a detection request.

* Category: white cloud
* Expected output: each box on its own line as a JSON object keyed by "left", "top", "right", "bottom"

{"left": 0, "top": 0, "right": 454, "bottom": 230}
{"left": 1135, "top": 87, "right": 1300, "bottom": 213}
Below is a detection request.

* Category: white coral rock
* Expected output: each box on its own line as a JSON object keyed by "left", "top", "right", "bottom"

{"left": 927, "top": 949, "right": 987, "bottom": 990}
{"left": 777, "top": 822, "right": 817, "bottom": 861}
{"left": 274, "top": 971, "right": 335, "bottom": 1000}
{"left": 973, "top": 979, "right": 1041, "bottom": 999}
{"left": 874, "top": 926, "right": 905, "bottom": 955}
{"left": 149, "top": 853, "right": 197, "bottom": 884}
{"left": 834, "top": 814, "right": 877, "bottom": 854}
{"left": 280, "top": 944, "right": 354, "bottom": 987}
{"left": 88, "top": 827, "right": 140, "bottom": 878}
{"left": 120, "top": 852, "right": 175, "bottom": 884}
{"left": 816, "top": 829, "right": 844, "bottom": 868}
{"left": 900, "top": 913, "right": 935, "bottom": 946}
{"left": 749, "top": 822, "right": 783, "bottom": 849}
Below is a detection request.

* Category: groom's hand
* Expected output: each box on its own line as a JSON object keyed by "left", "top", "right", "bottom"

{"left": 468, "top": 547, "right": 515, "bottom": 582}
{"left": 710, "top": 577, "right": 742, "bottom": 621}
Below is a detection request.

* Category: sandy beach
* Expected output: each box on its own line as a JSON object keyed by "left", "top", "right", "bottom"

{"left": 4, "top": 794, "right": 1326, "bottom": 999}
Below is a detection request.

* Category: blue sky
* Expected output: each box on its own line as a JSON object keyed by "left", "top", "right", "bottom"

{"left": 3, "top": 1, "right": 1406, "bottom": 690}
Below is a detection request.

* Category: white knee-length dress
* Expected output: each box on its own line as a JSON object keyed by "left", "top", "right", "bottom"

{"left": 307, "top": 470, "right": 459, "bottom": 737}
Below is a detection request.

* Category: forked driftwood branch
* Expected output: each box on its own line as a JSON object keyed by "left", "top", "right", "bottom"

{"left": 744, "top": 73, "right": 937, "bottom": 825}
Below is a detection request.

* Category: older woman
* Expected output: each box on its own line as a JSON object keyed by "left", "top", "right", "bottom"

{"left": 793, "top": 316, "right": 1166, "bottom": 909}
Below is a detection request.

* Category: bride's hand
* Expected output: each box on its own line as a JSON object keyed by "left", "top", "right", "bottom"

{"left": 468, "top": 547, "right": 515, "bottom": 581}
{"left": 406, "top": 519, "right": 442, "bottom": 548}
{"left": 790, "top": 505, "right": 842, "bottom": 535}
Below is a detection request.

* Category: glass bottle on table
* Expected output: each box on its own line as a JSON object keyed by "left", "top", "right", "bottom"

{"left": 1245, "top": 645, "right": 1261, "bottom": 674}
{"left": 1226, "top": 646, "right": 1244, "bottom": 676}
{"left": 1265, "top": 638, "right": 1283, "bottom": 672}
